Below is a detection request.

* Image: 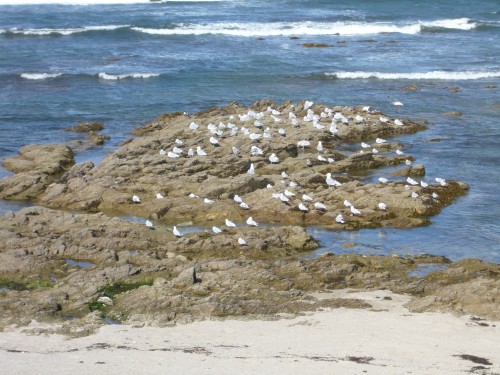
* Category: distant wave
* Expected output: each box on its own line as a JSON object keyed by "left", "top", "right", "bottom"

{"left": 131, "top": 18, "right": 477, "bottom": 37}
{"left": 324, "top": 71, "right": 500, "bottom": 80}
{"left": 1, "top": 25, "right": 128, "bottom": 36}
{"left": 19, "top": 72, "right": 160, "bottom": 81}
{"left": 0, "top": 0, "right": 225, "bottom": 5}
{"left": 20, "top": 73, "right": 62, "bottom": 80}
{"left": 1, "top": 18, "right": 479, "bottom": 38}
{"left": 97, "top": 72, "right": 160, "bottom": 80}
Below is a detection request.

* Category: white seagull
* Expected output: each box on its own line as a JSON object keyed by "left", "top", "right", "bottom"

{"left": 234, "top": 195, "right": 243, "bottom": 203}
{"left": 269, "top": 153, "right": 280, "bottom": 164}
{"left": 375, "top": 138, "right": 386, "bottom": 144}
{"left": 326, "top": 173, "right": 341, "bottom": 187}
{"left": 392, "top": 100, "right": 404, "bottom": 112}
{"left": 378, "top": 202, "right": 387, "bottom": 210}
{"left": 317, "top": 141, "right": 324, "bottom": 153}
{"left": 156, "top": 193, "right": 164, "bottom": 199}
{"left": 335, "top": 214, "right": 345, "bottom": 224}
{"left": 343, "top": 200, "right": 352, "bottom": 207}
{"left": 196, "top": 146, "right": 207, "bottom": 156}
{"left": 302, "top": 194, "right": 313, "bottom": 202}
{"left": 247, "top": 163, "right": 255, "bottom": 175}
{"left": 132, "top": 195, "right": 141, "bottom": 204}
{"left": 314, "top": 202, "right": 327, "bottom": 211}
{"left": 350, "top": 205, "right": 361, "bottom": 215}
{"left": 378, "top": 177, "right": 388, "bottom": 184}
{"left": 145, "top": 220, "right": 154, "bottom": 228}
{"left": 173, "top": 226, "right": 182, "bottom": 238}
{"left": 238, "top": 237, "right": 247, "bottom": 246}
{"left": 225, "top": 219, "right": 236, "bottom": 228}
{"left": 204, "top": 198, "right": 214, "bottom": 204}
{"left": 246, "top": 216, "right": 258, "bottom": 227}
{"left": 212, "top": 226, "right": 222, "bottom": 234}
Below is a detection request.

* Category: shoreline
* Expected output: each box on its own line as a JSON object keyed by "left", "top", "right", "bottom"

{"left": 1, "top": 289, "right": 499, "bottom": 374}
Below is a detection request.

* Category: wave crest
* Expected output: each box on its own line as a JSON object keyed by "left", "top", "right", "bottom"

{"left": 20, "top": 73, "right": 62, "bottom": 80}
{"left": 97, "top": 72, "right": 160, "bottom": 80}
{"left": 1, "top": 18, "right": 478, "bottom": 38}
{"left": 324, "top": 71, "right": 500, "bottom": 80}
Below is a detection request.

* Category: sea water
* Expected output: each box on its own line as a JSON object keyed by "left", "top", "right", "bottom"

{"left": 0, "top": 0, "right": 498, "bottom": 261}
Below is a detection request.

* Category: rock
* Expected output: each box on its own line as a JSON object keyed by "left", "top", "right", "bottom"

{"left": 403, "top": 84, "right": 421, "bottom": 91}
{"left": 1, "top": 144, "right": 74, "bottom": 175}
{"left": 442, "top": 111, "right": 463, "bottom": 117}
{"left": 302, "top": 43, "right": 332, "bottom": 48}
{"left": 65, "top": 122, "right": 104, "bottom": 132}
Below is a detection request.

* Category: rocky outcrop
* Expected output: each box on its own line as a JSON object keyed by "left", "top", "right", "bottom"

{"left": 0, "top": 144, "right": 74, "bottom": 201}
{"left": 0, "top": 100, "right": 467, "bottom": 230}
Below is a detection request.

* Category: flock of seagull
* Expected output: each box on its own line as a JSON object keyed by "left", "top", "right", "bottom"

{"left": 131, "top": 99, "right": 447, "bottom": 246}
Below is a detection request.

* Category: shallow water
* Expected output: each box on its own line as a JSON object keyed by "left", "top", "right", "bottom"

{"left": 0, "top": 0, "right": 499, "bottom": 262}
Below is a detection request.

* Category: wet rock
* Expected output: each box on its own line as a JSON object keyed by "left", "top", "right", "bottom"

{"left": 65, "top": 122, "right": 104, "bottom": 132}
{"left": 302, "top": 43, "right": 332, "bottom": 48}
{"left": 442, "top": 111, "right": 463, "bottom": 117}
{"left": 403, "top": 84, "right": 421, "bottom": 91}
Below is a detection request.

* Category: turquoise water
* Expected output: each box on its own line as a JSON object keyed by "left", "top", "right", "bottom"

{"left": 0, "top": 0, "right": 499, "bottom": 261}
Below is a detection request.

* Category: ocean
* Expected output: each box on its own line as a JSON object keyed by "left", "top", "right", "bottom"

{"left": 0, "top": 0, "right": 499, "bottom": 262}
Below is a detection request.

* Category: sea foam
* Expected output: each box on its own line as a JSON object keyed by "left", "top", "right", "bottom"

{"left": 1, "top": 25, "right": 128, "bottom": 36}
{"left": 20, "top": 73, "right": 62, "bottom": 80}
{"left": 325, "top": 71, "right": 500, "bottom": 80}
{"left": 97, "top": 72, "right": 160, "bottom": 80}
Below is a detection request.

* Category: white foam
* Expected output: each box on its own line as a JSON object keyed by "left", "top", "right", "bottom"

{"left": 132, "top": 21, "right": 422, "bottom": 37}
{"left": 1, "top": 25, "right": 128, "bottom": 36}
{"left": 97, "top": 72, "right": 160, "bottom": 80}
{"left": 20, "top": 73, "right": 62, "bottom": 80}
{"left": 325, "top": 71, "right": 500, "bottom": 80}
{"left": 420, "top": 17, "right": 476, "bottom": 30}
{"left": 131, "top": 18, "right": 476, "bottom": 37}
{"left": 0, "top": 0, "right": 222, "bottom": 4}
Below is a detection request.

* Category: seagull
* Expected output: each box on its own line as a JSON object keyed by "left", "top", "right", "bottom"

{"left": 209, "top": 136, "right": 219, "bottom": 146}
{"left": 145, "top": 220, "right": 154, "bottom": 228}
{"left": 326, "top": 173, "right": 342, "bottom": 188}
{"left": 225, "top": 219, "right": 236, "bottom": 228}
{"left": 392, "top": 100, "right": 404, "bottom": 113}
{"left": 435, "top": 177, "right": 447, "bottom": 186}
{"left": 289, "top": 112, "right": 296, "bottom": 119}
{"left": 267, "top": 184, "right": 273, "bottom": 189}
{"left": 189, "top": 193, "right": 199, "bottom": 199}
{"left": 249, "top": 133, "right": 262, "bottom": 141}
{"left": 318, "top": 155, "right": 327, "bottom": 162}
{"left": 355, "top": 115, "right": 365, "bottom": 123}
{"left": 250, "top": 145, "right": 263, "bottom": 156}
{"left": 212, "top": 226, "right": 222, "bottom": 234}
{"left": 234, "top": 195, "right": 243, "bottom": 204}
{"left": 314, "top": 202, "right": 327, "bottom": 211}
{"left": 167, "top": 151, "right": 180, "bottom": 158}
{"left": 159, "top": 149, "right": 167, "bottom": 155}
{"left": 173, "top": 226, "right": 182, "bottom": 238}
{"left": 246, "top": 216, "right": 258, "bottom": 227}
{"left": 361, "top": 142, "right": 370, "bottom": 148}
{"left": 132, "top": 195, "right": 141, "bottom": 204}
{"left": 328, "top": 158, "right": 335, "bottom": 163}
{"left": 343, "top": 200, "right": 352, "bottom": 207}
{"left": 378, "top": 177, "right": 388, "bottom": 184}
{"left": 379, "top": 117, "right": 389, "bottom": 123}
{"left": 396, "top": 149, "right": 404, "bottom": 155}
{"left": 298, "top": 203, "right": 309, "bottom": 212}
{"left": 411, "top": 192, "right": 419, "bottom": 198}
{"left": 407, "top": 177, "right": 418, "bottom": 186}
{"left": 303, "top": 194, "right": 313, "bottom": 202}
{"left": 362, "top": 106, "right": 371, "bottom": 112}
{"left": 240, "top": 202, "right": 250, "bottom": 209}
{"left": 375, "top": 138, "right": 386, "bottom": 144}
{"left": 335, "top": 214, "right": 345, "bottom": 224}
{"left": 279, "top": 194, "right": 290, "bottom": 203}
{"left": 297, "top": 140, "right": 310, "bottom": 150}
{"left": 269, "top": 153, "right": 280, "bottom": 164}
{"left": 188, "top": 148, "right": 194, "bottom": 157}
{"left": 189, "top": 122, "right": 199, "bottom": 130}
{"left": 247, "top": 163, "right": 255, "bottom": 175}
{"left": 289, "top": 181, "right": 298, "bottom": 187}
{"left": 204, "top": 198, "right": 214, "bottom": 204}
{"left": 432, "top": 192, "right": 439, "bottom": 199}
{"left": 232, "top": 146, "right": 240, "bottom": 155}
{"left": 238, "top": 237, "right": 247, "bottom": 246}
{"left": 304, "top": 100, "right": 314, "bottom": 110}
{"left": 175, "top": 138, "right": 183, "bottom": 145}
{"left": 420, "top": 181, "right": 429, "bottom": 188}
{"left": 173, "top": 147, "right": 183, "bottom": 154}
{"left": 405, "top": 159, "right": 412, "bottom": 166}
{"left": 317, "top": 141, "right": 324, "bottom": 153}
{"left": 284, "top": 189, "right": 295, "bottom": 197}
{"left": 196, "top": 146, "right": 207, "bottom": 156}
{"left": 350, "top": 205, "right": 361, "bottom": 215}
{"left": 156, "top": 193, "right": 164, "bottom": 199}
{"left": 281, "top": 171, "right": 289, "bottom": 179}
{"left": 378, "top": 202, "right": 387, "bottom": 210}
{"left": 394, "top": 119, "right": 403, "bottom": 126}
{"left": 372, "top": 148, "right": 379, "bottom": 154}
{"left": 278, "top": 128, "right": 286, "bottom": 136}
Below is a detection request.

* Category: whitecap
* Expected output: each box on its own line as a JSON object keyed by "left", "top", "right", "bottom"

{"left": 97, "top": 72, "right": 160, "bottom": 80}
{"left": 20, "top": 73, "right": 62, "bottom": 80}
{"left": 325, "top": 70, "right": 500, "bottom": 80}
{"left": 1, "top": 25, "right": 128, "bottom": 36}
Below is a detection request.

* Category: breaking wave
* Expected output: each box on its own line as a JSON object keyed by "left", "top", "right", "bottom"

{"left": 324, "top": 71, "right": 500, "bottom": 80}
{"left": 20, "top": 73, "right": 63, "bottom": 80}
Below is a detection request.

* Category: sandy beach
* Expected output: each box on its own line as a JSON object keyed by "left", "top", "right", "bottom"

{"left": 1, "top": 289, "right": 498, "bottom": 375}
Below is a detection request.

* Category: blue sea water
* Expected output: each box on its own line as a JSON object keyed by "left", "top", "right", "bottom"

{"left": 0, "top": 0, "right": 499, "bottom": 262}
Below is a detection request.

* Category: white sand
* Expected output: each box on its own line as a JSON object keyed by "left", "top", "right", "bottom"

{"left": 0, "top": 290, "right": 499, "bottom": 374}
